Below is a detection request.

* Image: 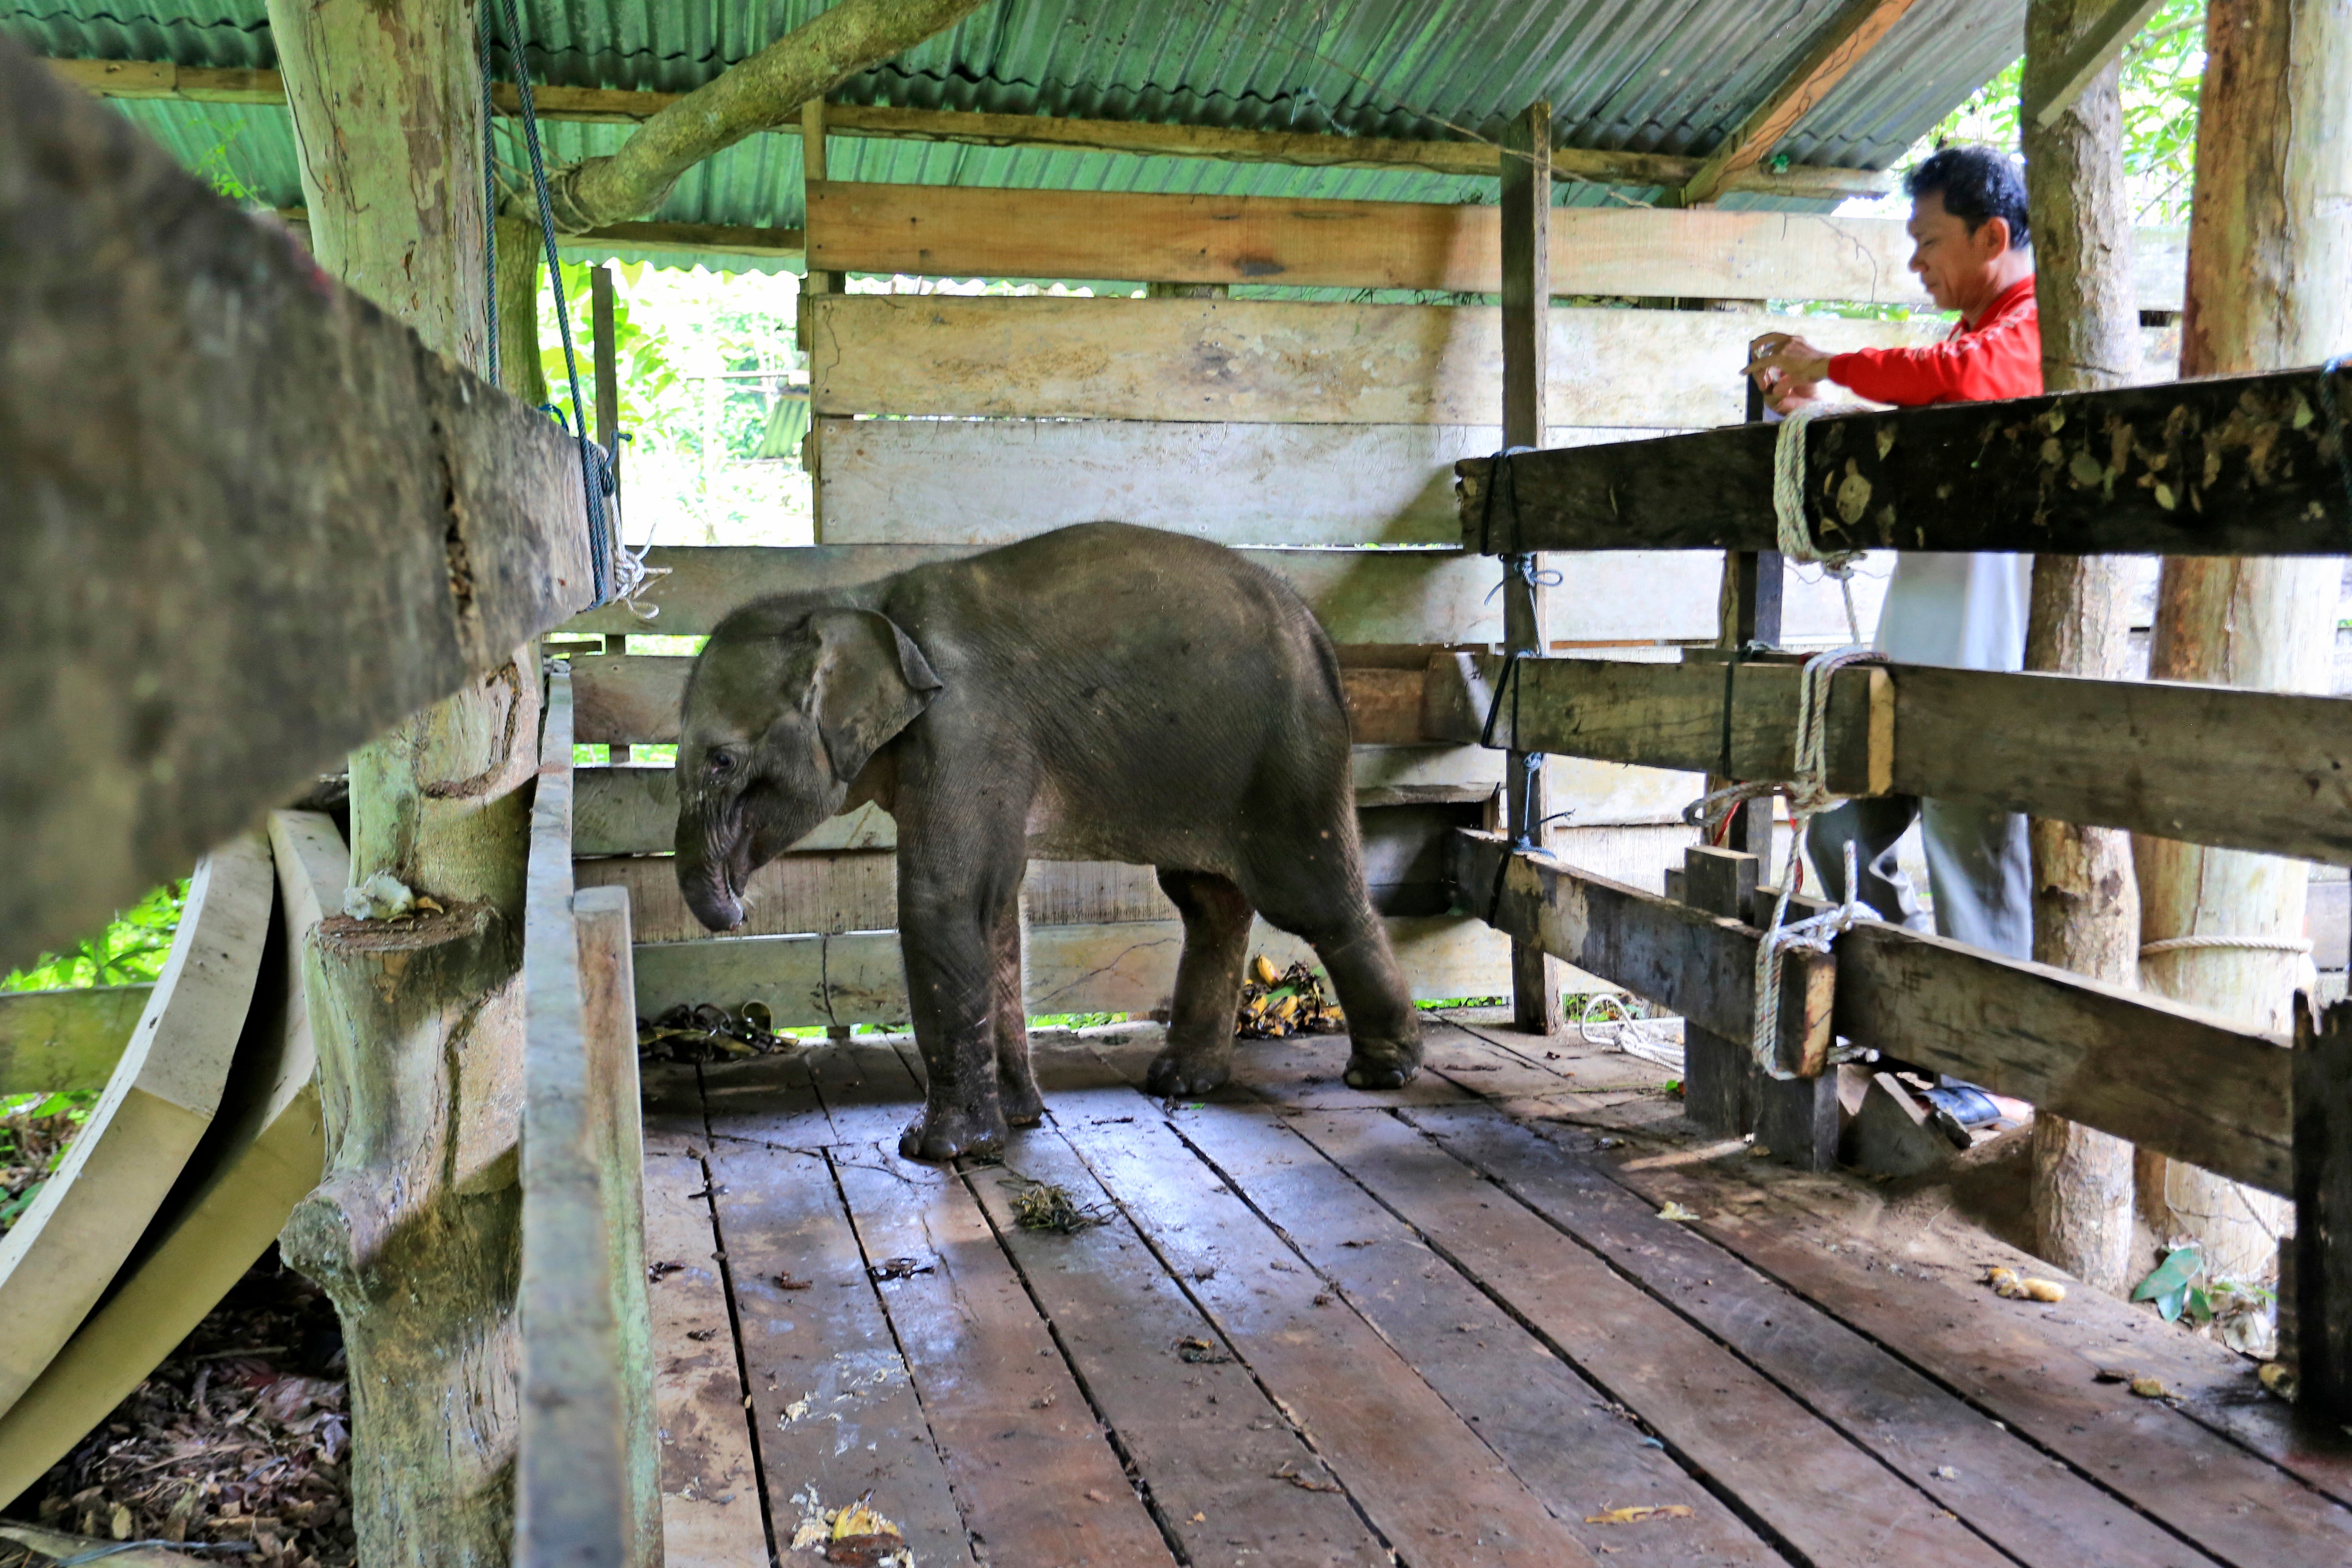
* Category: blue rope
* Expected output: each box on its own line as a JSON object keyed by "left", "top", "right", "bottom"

{"left": 491, "top": 0, "right": 615, "bottom": 605}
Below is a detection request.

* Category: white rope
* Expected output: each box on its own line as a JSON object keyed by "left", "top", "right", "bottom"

{"left": 1773, "top": 405, "right": 1869, "bottom": 643}
{"left": 2140, "top": 933, "right": 2314, "bottom": 956}
{"left": 1746, "top": 646, "right": 1886, "bottom": 1080}
{"left": 1576, "top": 993, "right": 1685, "bottom": 1072}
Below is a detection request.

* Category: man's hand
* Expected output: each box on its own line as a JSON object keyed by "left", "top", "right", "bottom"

{"left": 1748, "top": 331, "right": 1836, "bottom": 415}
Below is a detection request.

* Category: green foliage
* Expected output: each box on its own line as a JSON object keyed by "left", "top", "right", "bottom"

{"left": 192, "top": 124, "right": 255, "bottom": 203}
{"left": 3, "top": 882, "right": 188, "bottom": 992}
{"left": 0, "top": 1089, "right": 99, "bottom": 1231}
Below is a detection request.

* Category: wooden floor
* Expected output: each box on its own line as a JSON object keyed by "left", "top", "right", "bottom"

{"left": 640, "top": 1015, "right": 2352, "bottom": 1568}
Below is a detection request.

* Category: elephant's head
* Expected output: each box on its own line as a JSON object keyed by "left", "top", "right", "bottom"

{"left": 674, "top": 602, "right": 941, "bottom": 931}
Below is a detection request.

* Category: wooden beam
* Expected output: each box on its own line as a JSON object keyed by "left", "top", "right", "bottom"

{"left": 40, "top": 57, "right": 1893, "bottom": 202}
{"left": 564, "top": 220, "right": 804, "bottom": 261}
{"left": 1427, "top": 650, "right": 2352, "bottom": 867}
{"left": 2297, "top": 999, "right": 2352, "bottom": 1425}
{"left": 1454, "top": 829, "right": 2294, "bottom": 1194}
{"left": 1678, "top": 0, "right": 1925, "bottom": 206}
{"left": 1455, "top": 362, "right": 2352, "bottom": 558}
{"left": 805, "top": 181, "right": 2191, "bottom": 307}
{"left": 0, "top": 40, "right": 595, "bottom": 973}
{"left": 2022, "top": 0, "right": 2170, "bottom": 128}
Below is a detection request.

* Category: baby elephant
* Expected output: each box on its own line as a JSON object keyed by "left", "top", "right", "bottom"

{"left": 673, "top": 521, "right": 1421, "bottom": 1160}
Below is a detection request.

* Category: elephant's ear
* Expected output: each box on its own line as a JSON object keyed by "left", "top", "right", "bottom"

{"left": 805, "top": 608, "right": 943, "bottom": 783}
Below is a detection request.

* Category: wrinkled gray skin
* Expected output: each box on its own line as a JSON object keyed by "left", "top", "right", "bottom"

{"left": 674, "top": 522, "right": 1421, "bottom": 1161}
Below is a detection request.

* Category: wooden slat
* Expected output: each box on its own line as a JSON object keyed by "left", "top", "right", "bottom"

{"left": 1, "top": 43, "right": 593, "bottom": 971}
{"left": 0, "top": 985, "right": 151, "bottom": 1095}
{"left": 44, "top": 58, "right": 1891, "bottom": 202}
{"left": 701, "top": 1140, "right": 974, "bottom": 1565}
{"left": 826, "top": 1123, "right": 1178, "bottom": 1562}
{"left": 1054, "top": 1110, "right": 1603, "bottom": 1565}
{"left": 807, "top": 293, "right": 1944, "bottom": 427}
{"left": 1676, "top": 0, "right": 1925, "bottom": 207}
{"left": 0, "top": 832, "right": 274, "bottom": 1420}
{"left": 563, "top": 221, "right": 804, "bottom": 262}
{"left": 1602, "top": 1149, "right": 2352, "bottom": 1567}
{"left": 641, "top": 1151, "right": 772, "bottom": 1564}
{"left": 1458, "top": 362, "right": 2352, "bottom": 558}
{"left": 629, "top": 913, "right": 1513, "bottom": 1025}
{"left": 2299, "top": 1001, "right": 2352, "bottom": 1423}
{"left": 1426, "top": 651, "right": 2352, "bottom": 868}
{"left": 814, "top": 418, "right": 1689, "bottom": 548}
{"left": 1453, "top": 828, "right": 2296, "bottom": 1194}
{"left": 1403, "top": 1102, "right": 2218, "bottom": 1568}
{"left": 517, "top": 668, "right": 650, "bottom": 1568}
{"left": 1133, "top": 1097, "right": 1782, "bottom": 1565}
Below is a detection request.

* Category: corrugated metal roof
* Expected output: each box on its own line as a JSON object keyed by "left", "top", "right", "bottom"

{"left": 6, "top": 0, "right": 2028, "bottom": 260}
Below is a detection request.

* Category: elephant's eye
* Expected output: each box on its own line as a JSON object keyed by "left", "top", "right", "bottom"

{"left": 707, "top": 750, "right": 735, "bottom": 776}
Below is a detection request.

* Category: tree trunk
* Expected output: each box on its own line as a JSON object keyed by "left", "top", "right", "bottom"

{"left": 266, "top": 1, "right": 538, "bottom": 1560}
{"left": 496, "top": 214, "right": 548, "bottom": 409}
{"left": 2020, "top": 0, "right": 2143, "bottom": 1296}
{"left": 2135, "top": 0, "right": 2352, "bottom": 1297}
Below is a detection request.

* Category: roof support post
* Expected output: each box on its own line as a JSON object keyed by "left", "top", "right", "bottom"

{"left": 1499, "top": 101, "right": 1562, "bottom": 1037}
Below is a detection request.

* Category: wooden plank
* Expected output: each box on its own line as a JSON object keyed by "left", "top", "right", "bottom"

{"left": 1458, "top": 362, "right": 2352, "bottom": 558}
{"left": 701, "top": 1140, "right": 974, "bottom": 1565}
{"left": 1053, "top": 1110, "right": 1603, "bottom": 1565}
{"left": 1677, "top": 0, "right": 1925, "bottom": 206}
{"left": 581, "top": 770, "right": 896, "bottom": 857}
{"left": 641, "top": 1151, "right": 772, "bottom": 1564}
{"left": 0, "top": 810, "right": 343, "bottom": 1505}
{"left": 2297, "top": 1000, "right": 2352, "bottom": 1424}
{"left": 1602, "top": 1147, "right": 2352, "bottom": 1566}
{"left": 579, "top": 848, "right": 898, "bottom": 944}
{"left": 564, "top": 221, "right": 804, "bottom": 262}
{"left": 807, "top": 293, "right": 1946, "bottom": 427}
{"left": 1407, "top": 1102, "right": 2217, "bottom": 1568}
{"left": 0, "top": 985, "right": 151, "bottom": 1094}
{"left": 825, "top": 1119, "right": 1177, "bottom": 1562}
{"left": 814, "top": 418, "right": 1697, "bottom": 549}
{"left": 1287, "top": 1108, "right": 2014, "bottom": 1568}
{"left": 46, "top": 59, "right": 1891, "bottom": 200}
{"left": 1, "top": 44, "right": 594, "bottom": 972}
{"left": 631, "top": 913, "right": 1514, "bottom": 1026}
{"left": 517, "top": 667, "right": 648, "bottom": 1568}
{"left": 0, "top": 832, "right": 274, "bottom": 1420}
{"left": 1454, "top": 828, "right": 2298, "bottom": 1194}
{"left": 1118, "top": 1096, "right": 1782, "bottom": 1566}
{"left": 961, "top": 1123, "right": 1394, "bottom": 1565}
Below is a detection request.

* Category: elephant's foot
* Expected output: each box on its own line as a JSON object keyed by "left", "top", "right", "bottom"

{"left": 899, "top": 1104, "right": 1009, "bottom": 1163}
{"left": 1147, "top": 1042, "right": 1234, "bottom": 1097}
{"left": 1343, "top": 1039, "right": 1423, "bottom": 1090}
{"left": 999, "top": 1067, "right": 1046, "bottom": 1128}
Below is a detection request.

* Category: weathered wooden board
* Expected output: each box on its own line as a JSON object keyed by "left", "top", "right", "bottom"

{"left": 1459, "top": 362, "right": 2352, "bottom": 557}
{"left": 0, "top": 811, "right": 343, "bottom": 1504}
{"left": 640, "top": 1152, "right": 772, "bottom": 1564}
{"left": 0, "top": 43, "right": 594, "bottom": 973}
{"left": 806, "top": 293, "right": 1944, "bottom": 427}
{"left": 806, "top": 180, "right": 2186, "bottom": 308}
{"left": 567, "top": 542, "right": 1520, "bottom": 646}
{"left": 701, "top": 1141, "right": 974, "bottom": 1565}
{"left": 1425, "top": 651, "right": 1889, "bottom": 794}
{"left": 0, "top": 986, "right": 152, "bottom": 1095}
{"left": 813, "top": 418, "right": 1690, "bottom": 548}
{"left": 1405, "top": 1103, "right": 2216, "bottom": 1568}
{"left": 0, "top": 832, "right": 274, "bottom": 1420}
{"left": 630, "top": 913, "right": 1514, "bottom": 1025}
{"left": 1454, "top": 829, "right": 2295, "bottom": 1194}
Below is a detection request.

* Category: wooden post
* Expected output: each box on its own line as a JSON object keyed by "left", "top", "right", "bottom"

{"left": 2295, "top": 999, "right": 2352, "bottom": 1426}
{"left": 592, "top": 265, "right": 631, "bottom": 764}
{"left": 2134, "top": 0, "right": 2352, "bottom": 1298}
{"left": 801, "top": 98, "right": 840, "bottom": 536}
{"left": 1499, "top": 100, "right": 1561, "bottom": 1036}
{"left": 2021, "top": 0, "right": 2144, "bottom": 1297}
{"left": 1682, "top": 846, "right": 1759, "bottom": 1137}
{"left": 1719, "top": 375, "right": 1786, "bottom": 857}
{"left": 264, "top": 0, "right": 537, "bottom": 1559}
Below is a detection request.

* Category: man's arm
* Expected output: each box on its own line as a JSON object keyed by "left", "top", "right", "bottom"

{"left": 1749, "top": 311, "right": 2041, "bottom": 411}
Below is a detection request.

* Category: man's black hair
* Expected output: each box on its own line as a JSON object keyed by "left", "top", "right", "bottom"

{"left": 1905, "top": 145, "right": 2031, "bottom": 250}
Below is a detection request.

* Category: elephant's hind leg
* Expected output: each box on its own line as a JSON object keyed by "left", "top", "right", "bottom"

{"left": 1146, "top": 869, "right": 1255, "bottom": 1096}
{"left": 993, "top": 892, "right": 1044, "bottom": 1126}
{"left": 1245, "top": 858, "right": 1423, "bottom": 1091}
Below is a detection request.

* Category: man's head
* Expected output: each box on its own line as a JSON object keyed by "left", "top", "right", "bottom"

{"left": 1903, "top": 146, "right": 2032, "bottom": 316}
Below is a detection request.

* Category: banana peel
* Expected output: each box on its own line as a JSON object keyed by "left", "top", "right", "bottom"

{"left": 1984, "top": 1265, "right": 2066, "bottom": 1303}
{"left": 1236, "top": 957, "right": 1346, "bottom": 1038}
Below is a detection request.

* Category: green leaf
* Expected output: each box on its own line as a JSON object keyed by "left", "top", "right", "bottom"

{"left": 2155, "top": 1285, "right": 2187, "bottom": 1323}
{"left": 2133, "top": 1245, "right": 2204, "bottom": 1303}
{"left": 0, "top": 1181, "right": 45, "bottom": 1228}
{"left": 2186, "top": 1285, "right": 2215, "bottom": 1324}
{"left": 28, "top": 1092, "right": 73, "bottom": 1120}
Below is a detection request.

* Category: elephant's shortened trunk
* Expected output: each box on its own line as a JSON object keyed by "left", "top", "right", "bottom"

{"left": 676, "top": 811, "right": 748, "bottom": 932}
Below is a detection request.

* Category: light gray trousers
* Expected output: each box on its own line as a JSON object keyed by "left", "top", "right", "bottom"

{"left": 1809, "top": 794, "right": 2033, "bottom": 962}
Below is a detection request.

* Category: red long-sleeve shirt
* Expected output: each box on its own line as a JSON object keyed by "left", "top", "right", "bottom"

{"left": 1826, "top": 276, "right": 2043, "bottom": 406}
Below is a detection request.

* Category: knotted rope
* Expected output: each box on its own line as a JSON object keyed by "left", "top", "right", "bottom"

{"left": 1772, "top": 404, "right": 1869, "bottom": 644}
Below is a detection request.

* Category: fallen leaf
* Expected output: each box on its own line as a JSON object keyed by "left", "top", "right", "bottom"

{"left": 1585, "top": 1504, "right": 1695, "bottom": 1525}
{"left": 1270, "top": 1462, "right": 1344, "bottom": 1493}
{"left": 1657, "top": 1202, "right": 1701, "bottom": 1223}
{"left": 774, "top": 1272, "right": 814, "bottom": 1291}
{"left": 2130, "top": 1375, "right": 2170, "bottom": 1400}
{"left": 1084, "top": 1489, "right": 1111, "bottom": 1504}
{"left": 1175, "top": 1335, "right": 1233, "bottom": 1365}
{"left": 1932, "top": 1465, "right": 1958, "bottom": 1480}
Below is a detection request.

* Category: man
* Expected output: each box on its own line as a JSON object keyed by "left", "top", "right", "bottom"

{"left": 1745, "top": 145, "right": 2037, "bottom": 963}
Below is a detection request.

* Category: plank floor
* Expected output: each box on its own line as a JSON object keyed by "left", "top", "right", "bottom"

{"left": 648, "top": 1016, "right": 2352, "bottom": 1568}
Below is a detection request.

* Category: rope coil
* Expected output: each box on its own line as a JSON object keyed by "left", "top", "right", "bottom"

{"left": 1772, "top": 405, "right": 1868, "bottom": 644}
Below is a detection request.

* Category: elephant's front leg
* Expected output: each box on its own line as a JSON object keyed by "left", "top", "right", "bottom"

{"left": 896, "top": 840, "right": 1028, "bottom": 1161}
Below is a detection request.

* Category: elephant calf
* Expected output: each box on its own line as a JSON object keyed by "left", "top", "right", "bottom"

{"left": 673, "top": 521, "right": 1421, "bottom": 1160}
